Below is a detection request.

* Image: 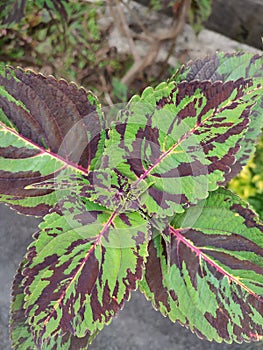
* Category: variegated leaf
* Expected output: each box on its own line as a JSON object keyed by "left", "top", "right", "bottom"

{"left": 95, "top": 78, "right": 263, "bottom": 218}
{"left": 140, "top": 188, "right": 263, "bottom": 343}
{"left": 177, "top": 52, "right": 263, "bottom": 180}
{"left": 10, "top": 259, "right": 36, "bottom": 350}
{"left": 23, "top": 196, "right": 149, "bottom": 347}
{"left": 177, "top": 52, "right": 263, "bottom": 82}
{"left": 27, "top": 171, "right": 169, "bottom": 234}
{"left": 0, "top": 65, "right": 105, "bottom": 215}
{"left": 10, "top": 259, "right": 95, "bottom": 350}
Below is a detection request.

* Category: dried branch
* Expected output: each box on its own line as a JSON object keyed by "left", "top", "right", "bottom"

{"left": 107, "top": 0, "right": 140, "bottom": 62}
{"left": 121, "top": 0, "right": 191, "bottom": 86}
{"left": 120, "top": 0, "right": 152, "bottom": 38}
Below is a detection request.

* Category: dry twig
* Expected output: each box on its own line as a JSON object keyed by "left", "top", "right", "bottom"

{"left": 107, "top": 0, "right": 140, "bottom": 62}
{"left": 121, "top": 0, "right": 191, "bottom": 86}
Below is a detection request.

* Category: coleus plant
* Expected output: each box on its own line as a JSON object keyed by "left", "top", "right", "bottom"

{"left": 0, "top": 52, "right": 263, "bottom": 350}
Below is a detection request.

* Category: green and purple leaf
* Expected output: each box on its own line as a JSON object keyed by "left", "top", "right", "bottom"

{"left": 97, "top": 78, "right": 263, "bottom": 217}
{"left": 177, "top": 52, "right": 263, "bottom": 180}
{"left": 22, "top": 197, "right": 149, "bottom": 347}
{"left": 177, "top": 52, "right": 263, "bottom": 83}
{"left": 0, "top": 65, "right": 105, "bottom": 216}
{"left": 140, "top": 188, "right": 263, "bottom": 343}
{"left": 2, "top": 54, "right": 263, "bottom": 349}
{"left": 10, "top": 260, "right": 36, "bottom": 350}
{"left": 10, "top": 260, "right": 96, "bottom": 350}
